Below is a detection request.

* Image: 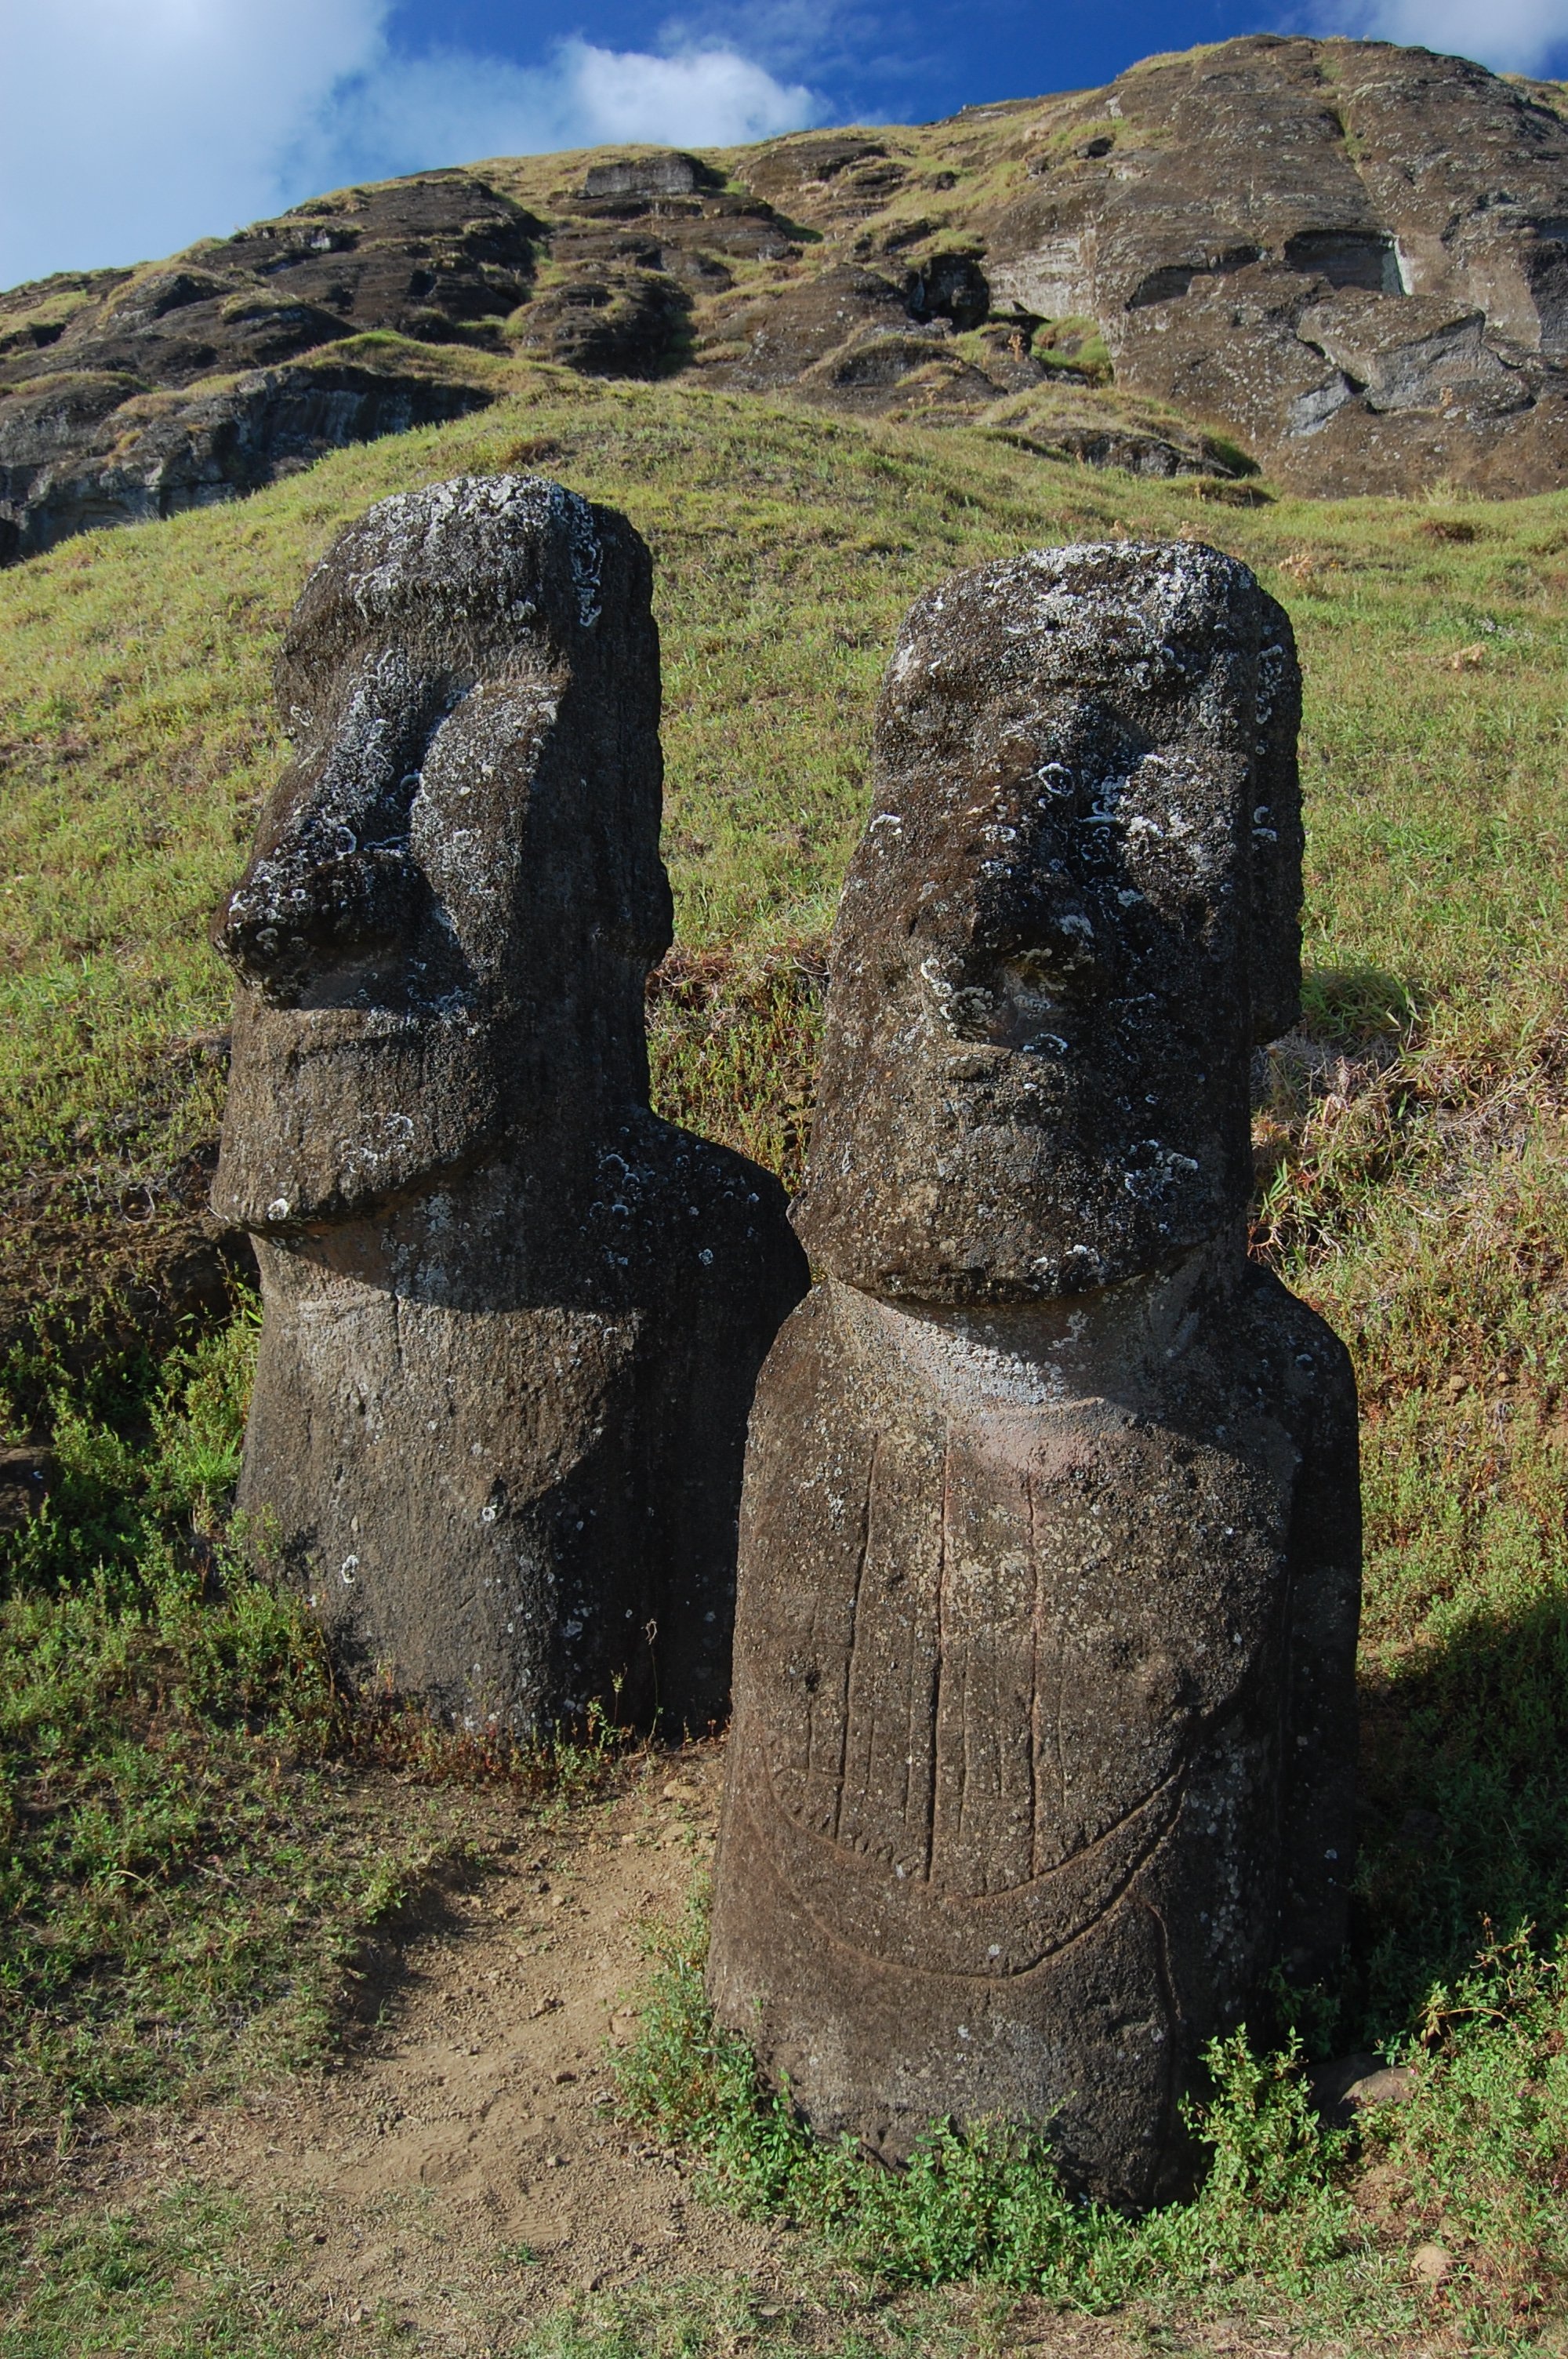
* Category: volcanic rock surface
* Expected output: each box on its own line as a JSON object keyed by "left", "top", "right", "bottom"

{"left": 0, "top": 172, "right": 534, "bottom": 559}
{"left": 212, "top": 474, "right": 808, "bottom": 1736}
{"left": 8, "top": 34, "right": 1568, "bottom": 559}
{"left": 707, "top": 543, "right": 1363, "bottom": 2204}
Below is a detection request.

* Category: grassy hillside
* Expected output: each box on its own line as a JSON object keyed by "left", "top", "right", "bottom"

{"left": 6, "top": 371, "right": 1568, "bottom": 2346}
{"left": 7, "top": 360, "right": 1566, "bottom": 1282}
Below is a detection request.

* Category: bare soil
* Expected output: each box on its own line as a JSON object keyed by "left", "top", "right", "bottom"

{"left": 57, "top": 1741, "right": 1399, "bottom": 2355}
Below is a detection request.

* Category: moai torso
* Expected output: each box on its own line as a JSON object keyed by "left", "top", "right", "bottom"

{"left": 707, "top": 543, "right": 1360, "bottom": 2205}
{"left": 212, "top": 477, "right": 807, "bottom": 1734}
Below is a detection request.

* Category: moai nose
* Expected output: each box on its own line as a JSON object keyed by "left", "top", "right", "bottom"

{"left": 213, "top": 693, "right": 436, "bottom": 994}
{"left": 214, "top": 801, "right": 426, "bottom": 991}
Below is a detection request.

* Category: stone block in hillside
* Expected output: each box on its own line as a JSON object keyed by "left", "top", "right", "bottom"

{"left": 582, "top": 152, "right": 714, "bottom": 202}
{"left": 212, "top": 474, "right": 808, "bottom": 1736}
{"left": 708, "top": 543, "right": 1361, "bottom": 2205}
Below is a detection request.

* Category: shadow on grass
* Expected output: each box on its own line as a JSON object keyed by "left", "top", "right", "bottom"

{"left": 1348, "top": 1589, "right": 1568, "bottom": 2049}
{"left": 1298, "top": 962, "right": 1424, "bottom": 1048}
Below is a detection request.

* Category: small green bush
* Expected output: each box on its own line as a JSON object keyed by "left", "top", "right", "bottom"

{"left": 612, "top": 1894, "right": 1358, "bottom": 2312}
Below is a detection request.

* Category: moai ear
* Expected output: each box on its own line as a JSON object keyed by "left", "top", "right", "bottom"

{"left": 1247, "top": 592, "right": 1304, "bottom": 1045}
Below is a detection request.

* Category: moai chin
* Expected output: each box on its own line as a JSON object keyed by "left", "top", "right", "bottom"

{"left": 212, "top": 475, "right": 808, "bottom": 1735}
{"left": 707, "top": 543, "right": 1361, "bottom": 2206}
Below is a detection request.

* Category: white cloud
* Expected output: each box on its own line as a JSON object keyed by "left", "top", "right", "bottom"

{"left": 0, "top": 0, "right": 818, "bottom": 292}
{"left": 1315, "top": 0, "right": 1568, "bottom": 74}
{"left": 296, "top": 36, "right": 818, "bottom": 195}
{"left": 0, "top": 0, "right": 382, "bottom": 286}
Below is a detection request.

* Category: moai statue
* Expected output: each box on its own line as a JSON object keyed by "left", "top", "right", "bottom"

{"left": 212, "top": 476, "right": 808, "bottom": 1735}
{"left": 707, "top": 543, "right": 1361, "bottom": 2206}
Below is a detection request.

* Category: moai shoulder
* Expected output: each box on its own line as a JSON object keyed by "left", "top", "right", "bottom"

{"left": 212, "top": 476, "right": 807, "bottom": 1735}
{"left": 708, "top": 543, "right": 1360, "bottom": 2206}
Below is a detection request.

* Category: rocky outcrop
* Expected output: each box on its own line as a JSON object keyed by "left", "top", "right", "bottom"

{"left": 1, "top": 173, "right": 541, "bottom": 394}
{"left": 212, "top": 475, "right": 808, "bottom": 1735}
{"left": 510, "top": 268, "right": 692, "bottom": 377}
{"left": 708, "top": 543, "right": 1362, "bottom": 2204}
{"left": 0, "top": 172, "right": 535, "bottom": 561}
{"left": 0, "top": 361, "right": 492, "bottom": 562}
{"left": 975, "top": 38, "right": 1568, "bottom": 493}
{"left": 9, "top": 36, "right": 1568, "bottom": 556}
{"left": 689, "top": 36, "right": 1568, "bottom": 489}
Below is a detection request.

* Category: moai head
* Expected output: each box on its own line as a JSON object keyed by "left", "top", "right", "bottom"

{"left": 793, "top": 542, "right": 1302, "bottom": 1301}
{"left": 212, "top": 476, "right": 672, "bottom": 1231}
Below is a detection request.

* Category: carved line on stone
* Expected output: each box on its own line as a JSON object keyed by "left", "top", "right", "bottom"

{"left": 743, "top": 1728, "right": 1183, "bottom": 1979}
{"left": 1144, "top": 1895, "right": 1181, "bottom": 2141}
{"left": 1027, "top": 1468, "right": 1051, "bottom": 1881}
{"left": 831, "top": 1433, "right": 878, "bottom": 1847}
{"left": 927, "top": 1425, "right": 950, "bottom": 1883}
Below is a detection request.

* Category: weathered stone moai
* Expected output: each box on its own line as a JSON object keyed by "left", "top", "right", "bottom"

{"left": 708, "top": 543, "right": 1361, "bottom": 2206}
{"left": 212, "top": 475, "right": 808, "bottom": 1734}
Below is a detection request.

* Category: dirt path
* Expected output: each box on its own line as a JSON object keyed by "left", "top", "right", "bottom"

{"left": 74, "top": 1742, "right": 1380, "bottom": 2356}
{"left": 136, "top": 1742, "right": 797, "bottom": 2346}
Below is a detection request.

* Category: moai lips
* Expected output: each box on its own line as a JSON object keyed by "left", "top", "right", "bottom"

{"left": 212, "top": 476, "right": 808, "bottom": 1735}
{"left": 708, "top": 543, "right": 1360, "bottom": 2206}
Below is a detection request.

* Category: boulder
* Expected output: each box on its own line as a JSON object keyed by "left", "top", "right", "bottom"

{"left": 1295, "top": 291, "right": 1520, "bottom": 413}
{"left": 708, "top": 543, "right": 1362, "bottom": 2204}
{"left": 212, "top": 476, "right": 808, "bottom": 1734}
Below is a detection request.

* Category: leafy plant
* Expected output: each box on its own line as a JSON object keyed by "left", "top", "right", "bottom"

{"left": 612, "top": 1896, "right": 1359, "bottom": 2312}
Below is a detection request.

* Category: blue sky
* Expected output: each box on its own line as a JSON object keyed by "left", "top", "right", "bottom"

{"left": 5, "top": 0, "right": 1568, "bottom": 290}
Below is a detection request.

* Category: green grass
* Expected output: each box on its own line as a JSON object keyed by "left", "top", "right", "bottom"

{"left": 513, "top": 2276, "right": 1044, "bottom": 2357}
{"left": 0, "top": 1296, "right": 630, "bottom": 2165}
{"left": 611, "top": 1896, "right": 1568, "bottom": 2349}
{"left": 0, "top": 1306, "right": 478, "bottom": 2143}
{"left": 0, "top": 2188, "right": 332, "bottom": 2358}
{"left": 8, "top": 367, "right": 1567, "bottom": 1297}
{"left": 8, "top": 367, "right": 1568, "bottom": 2343}
{"left": 613, "top": 1893, "right": 1373, "bottom": 2306}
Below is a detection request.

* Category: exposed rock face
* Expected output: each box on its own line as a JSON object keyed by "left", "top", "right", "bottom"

{"left": 212, "top": 475, "right": 808, "bottom": 1734}
{"left": 0, "top": 173, "right": 535, "bottom": 561}
{"left": 512, "top": 148, "right": 801, "bottom": 376}
{"left": 978, "top": 38, "right": 1568, "bottom": 493}
{"left": 707, "top": 544, "right": 1361, "bottom": 2205}
{"left": 0, "top": 362, "right": 492, "bottom": 564}
{"left": 12, "top": 35, "right": 1568, "bottom": 560}
{"left": 511, "top": 269, "right": 692, "bottom": 378}
{"left": 699, "top": 38, "right": 1568, "bottom": 489}
{"left": 650, "top": 40, "right": 1568, "bottom": 489}
{"left": 2, "top": 174, "right": 539, "bottom": 394}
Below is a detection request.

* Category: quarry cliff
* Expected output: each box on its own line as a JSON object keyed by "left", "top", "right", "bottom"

{"left": 7, "top": 31, "right": 1568, "bottom": 562}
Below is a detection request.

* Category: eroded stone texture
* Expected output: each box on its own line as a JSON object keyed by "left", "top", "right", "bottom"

{"left": 0, "top": 174, "right": 537, "bottom": 562}
{"left": 982, "top": 37, "right": 1568, "bottom": 496}
{"left": 212, "top": 475, "right": 808, "bottom": 1734}
{"left": 708, "top": 543, "right": 1360, "bottom": 2205}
